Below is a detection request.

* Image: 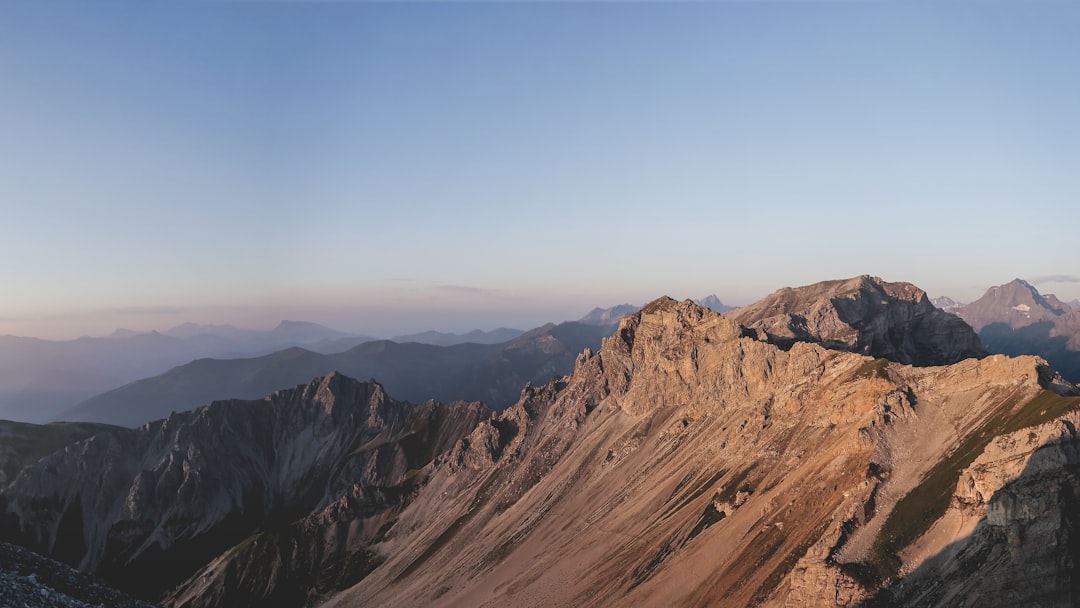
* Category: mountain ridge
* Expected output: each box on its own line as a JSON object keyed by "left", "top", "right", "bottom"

{"left": 57, "top": 322, "right": 608, "bottom": 427}
{"left": 4, "top": 276, "right": 1080, "bottom": 607}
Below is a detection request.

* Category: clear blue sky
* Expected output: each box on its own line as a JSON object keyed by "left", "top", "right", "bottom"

{"left": 2, "top": 1, "right": 1078, "bottom": 338}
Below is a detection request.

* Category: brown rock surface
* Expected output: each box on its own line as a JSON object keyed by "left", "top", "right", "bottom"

{"left": 318, "top": 297, "right": 1079, "bottom": 608}
{"left": 727, "top": 275, "right": 986, "bottom": 366}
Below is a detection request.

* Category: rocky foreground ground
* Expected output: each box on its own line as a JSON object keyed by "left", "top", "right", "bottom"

{"left": 0, "top": 542, "right": 157, "bottom": 608}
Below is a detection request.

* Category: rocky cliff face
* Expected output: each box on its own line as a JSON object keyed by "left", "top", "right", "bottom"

{"left": 957, "top": 279, "right": 1080, "bottom": 382}
{"left": 0, "top": 420, "right": 118, "bottom": 486}
{"left": 320, "top": 297, "right": 1078, "bottom": 608}
{"left": 727, "top": 275, "right": 986, "bottom": 366}
{"left": 0, "top": 373, "right": 489, "bottom": 600}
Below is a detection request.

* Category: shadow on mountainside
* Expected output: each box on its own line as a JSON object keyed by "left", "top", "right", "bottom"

{"left": 980, "top": 321, "right": 1080, "bottom": 383}
{"left": 857, "top": 427, "right": 1080, "bottom": 607}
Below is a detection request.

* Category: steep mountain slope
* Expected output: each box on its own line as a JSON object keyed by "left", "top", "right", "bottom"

{"left": 0, "top": 420, "right": 119, "bottom": 486}
{"left": 317, "top": 298, "right": 1078, "bottom": 608}
{"left": 727, "top": 275, "right": 986, "bottom": 365}
{"left": 0, "top": 373, "right": 488, "bottom": 601}
{"left": 58, "top": 322, "right": 607, "bottom": 427}
{"left": 957, "top": 279, "right": 1080, "bottom": 382}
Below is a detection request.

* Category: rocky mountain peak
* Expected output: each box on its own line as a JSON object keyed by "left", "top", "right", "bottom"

{"left": 956, "top": 280, "right": 1080, "bottom": 382}
{"left": 294, "top": 370, "right": 383, "bottom": 418}
{"left": 578, "top": 304, "right": 639, "bottom": 326}
{"left": 726, "top": 275, "right": 986, "bottom": 366}
{"left": 961, "top": 279, "right": 1067, "bottom": 330}
{"left": 695, "top": 294, "right": 734, "bottom": 313}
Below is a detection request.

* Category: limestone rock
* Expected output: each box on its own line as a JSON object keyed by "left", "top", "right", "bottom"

{"left": 727, "top": 275, "right": 987, "bottom": 366}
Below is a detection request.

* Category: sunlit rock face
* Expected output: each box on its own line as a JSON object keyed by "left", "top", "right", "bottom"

{"left": 726, "top": 275, "right": 987, "bottom": 366}
{"left": 317, "top": 296, "right": 1079, "bottom": 608}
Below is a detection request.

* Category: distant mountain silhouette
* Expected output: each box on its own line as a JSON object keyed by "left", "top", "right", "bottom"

{"left": 0, "top": 321, "right": 372, "bottom": 423}
{"left": 57, "top": 322, "right": 608, "bottom": 427}
{"left": 931, "top": 295, "right": 964, "bottom": 313}
{"left": 392, "top": 327, "right": 524, "bottom": 346}
{"left": 956, "top": 279, "right": 1080, "bottom": 382}
{"left": 578, "top": 304, "right": 638, "bottom": 326}
{"left": 695, "top": 294, "right": 735, "bottom": 313}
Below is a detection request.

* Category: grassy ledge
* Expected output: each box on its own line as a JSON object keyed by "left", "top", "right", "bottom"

{"left": 856, "top": 389, "right": 1080, "bottom": 586}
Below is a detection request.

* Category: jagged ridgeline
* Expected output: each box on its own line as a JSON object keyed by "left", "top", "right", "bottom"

{"left": 2, "top": 276, "right": 1080, "bottom": 608}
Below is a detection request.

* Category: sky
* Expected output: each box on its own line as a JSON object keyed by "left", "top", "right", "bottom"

{"left": 1, "top": 1, "right": 1078, "bottom": 339}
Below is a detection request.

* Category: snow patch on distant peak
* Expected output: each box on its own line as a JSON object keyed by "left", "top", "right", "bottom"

{"left": 1012, "top": 304, "right": 1031, "bottom": 312}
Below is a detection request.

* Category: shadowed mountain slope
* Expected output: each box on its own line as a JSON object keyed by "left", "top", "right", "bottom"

{"left": 0, "top": 321, "right": 372, "bottom": 424}
{"left": 58, "top": 322, "right": 608, "bottom": 427}
{"left": 0, "top": 373, "right": 488, "bottom": 602}
{"left": 957, "top": 279, "right": 1080, "bottom": 382}
{"left": 0, "top": 420, "right": 119, "bottom": 486}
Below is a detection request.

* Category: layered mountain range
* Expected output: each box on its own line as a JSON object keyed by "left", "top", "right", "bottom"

{"left": 2, "top": 276, "right": 1079, "bottom": 607}
{"left": 0, "top": 320, "right": 372, "bottom": 424}
{"left": 57, "top": 321, "right": 609, "bottom": 428}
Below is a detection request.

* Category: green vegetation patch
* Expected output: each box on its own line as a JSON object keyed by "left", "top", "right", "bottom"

{"left": 849, "top": 358, "right": 889, "bottom": 382}
{"left": 860, "top": 389, "right": 1080, "bottom": 585}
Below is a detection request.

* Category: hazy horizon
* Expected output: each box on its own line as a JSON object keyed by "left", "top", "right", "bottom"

{"left": 3, "top": 2, "right": 1078, "bottom": 341}
{"left": 5, "top": 275, "right": 1079, "bottom": 342}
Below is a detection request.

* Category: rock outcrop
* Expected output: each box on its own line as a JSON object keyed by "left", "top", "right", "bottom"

{"left": 0, "top": 541, "right": 158, "bottom": 608}
{"left": 727, "top": 275, "right": 986, "bottom": 366}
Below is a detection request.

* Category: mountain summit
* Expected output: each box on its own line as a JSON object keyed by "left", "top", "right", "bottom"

{"left": 957, "top": 279, "right": 1080, "bottom": 382}
{"left": 726, "top": 275, "right": 986, "bottom": 366}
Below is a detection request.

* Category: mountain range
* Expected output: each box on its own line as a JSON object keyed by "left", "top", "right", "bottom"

{"left": 390, "top": 327, "right": 525, "bottom": 346}
{"left": 0, "top": 321, "right": 373, "bottom": 424}
{"left": 56, "top": 322, "right": 610, "bottom": 428}
{"left": 3, "top": 275, "right": 1080, "bottom": 607}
